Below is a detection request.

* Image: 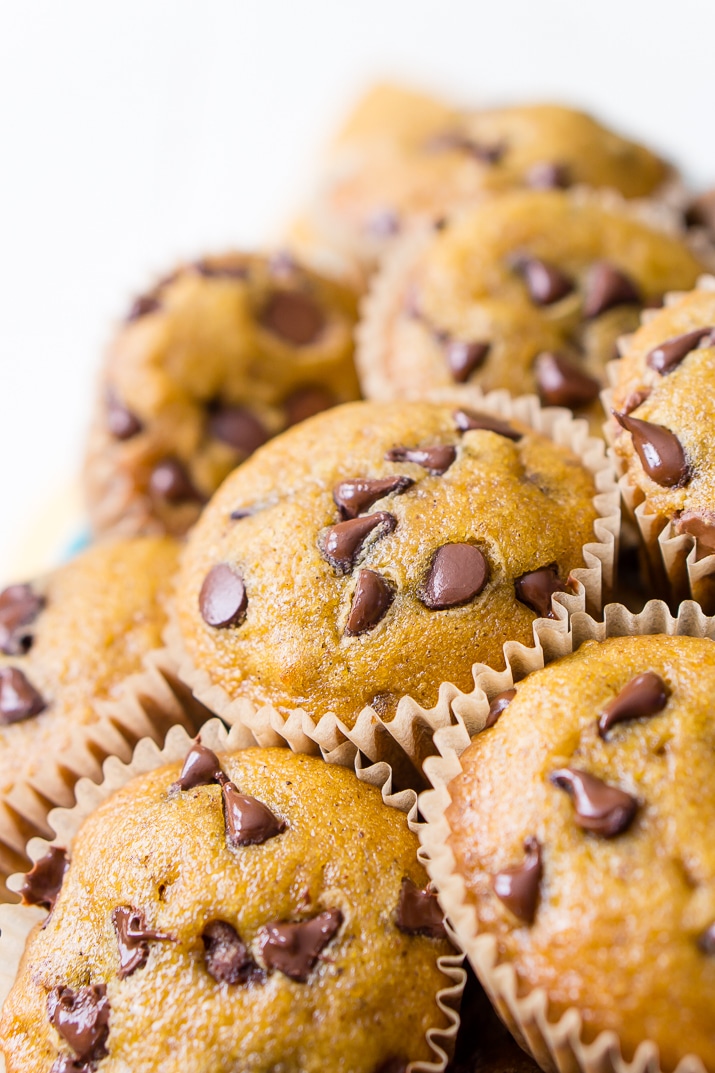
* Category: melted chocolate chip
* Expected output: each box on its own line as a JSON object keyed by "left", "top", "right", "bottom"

{"left": 112, "top": 906, "right": 174, "bottom": 979}
{"left": 148, "top": 459, "right": 202, "bottom": 504}
{"left": 260, "top": 290, "right": 324, "bottom": 346}
{"left": 514, "top": 257, "right": 573, "bottom": 306}
{"left": 491, "top": 837, "right": 541, "bottom": 924}
{"left": 345, "top": 570, "right": 394, "bottom": 635}
{"left": 445, "top": 340, "right": 490, "bottom": 382}
{"left": 421, "top": 544, "right": 488, "bottom": 610}
{"left": 0, "top": 666, "right": 46, "bottom": 724}
{"left": 257, "top": 909, "right": 343, "bottom": 981}
{"left": 218, "top": 773, "right": 285, "bottom": 846}
{"left": 171, "top": 738, "right": 222, "bottom": 791}
{"left": 208, "top": 405, "right": 268, "bottom": 456}
{"left": 19, "top": 846, "right": 68, "bottom": 911}
{"left": 333, "top": 477, "right": 413, "bottom": 519}
{"left": 534, "top": 352, "right": 600, "bottom": 408}
{"left": 675, "top": 510, "right": 715, "bottom": 552}
{"left": 525, "top": 161, "right": 571, "bottom": 190}
{"left": 199, "top": 564, "right": 248, "bottom": 629}
{"left": 646, "top": 327, "right": 715, "bottom": 375}
{"left": 514, "top": 566, "right": 567, "bottom": 619}
{"left": 384, "top": 444, "right": 456, "bottom": 475}
{"left": 698, "top": 922, "right": 715, "bottom": 955}
{"left": 613, "top": 410, "right": 690, "bottom": 488}
{"left": 485, "top": 688, "right": 516, "bottom": 729}
{"left": 46, "top": 985, "right": 110, "bottom": 1062}
{"left": 453, "top": 409, "right": 521, "bottom": 441}
{"left": 202, "top": 920, "right": 260, "bottom": 984}
{"left": 550, "top": 768, "right": 637, "bottom": 837}
{"left": 621, "top": 388, "right": 651, "bottom": 415}
{"left": 395, "top": 877, "right": 446, "bottom": 938}
{"left": 599, "top": 671, "right": 668, "bottom": 738}
{"left": 321, "top": 512, "right": 396, "bottom": 573}
{"left": 106, "top": 390, "right": 142, "bottom": 440}
{"left": 0, "top": 583, "right": 45, "bottom": 656}
{"left": 126, "top": 294, "right": 161, "bottom": 322}
{"left": 583, "top": 262, "right": 642, "bottom": 319}
{"left": 284, "top": 385, "right": 336, "bottom": 426}
{"left": 367, "top": 208, "right": 401, "bottom": 237}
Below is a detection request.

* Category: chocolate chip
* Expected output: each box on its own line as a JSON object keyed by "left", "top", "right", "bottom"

{"left": 525, "top": 161, "right": 571, "bottom": 190}
{"left": 0, "top": 667, "right": 46, "bottom": 724}
{"left": 384, "top": 444, "right": 456, "bottom": 475}
{"left": 46, "top": 985, "right": 110, "bottom": 1063}
{"left": 257, "top": 909, "right": 342, "bottom": 981}
{"left": 675, "top": 510, "right": 715, "bottom": 553}
{"left": 171, "top": 738, "right": 222, "bottom": 791}
{"left": 320, "top": 512, "right": 396, "bottom": 573}
{"left": 621, "top": 388, "right": 651, "bottom": 415}
{"left": 284, "top": 385, "right": 336, "bottom": 426}
{"left": 260, "top": 290, "right": 324, "bottom": 346}
{"left": 202, "top": 920, "right": 260, "bottom": 984}
{"left": 126, "top": 294, "right": 161, "bottom": 322}
{"left": 333, "top": 477, "right": 413, "bottom": 519}
{"left": 599, "top": 671, "right": 669, "bottom": 738}
{"left": 217, "top": 773, "right": 285, "bottom": 847}
{"left": 19, "top": 846, "right": 68, "bottom": 912}
{"left": 514, "top": 566, "right": 567, "bottom": 619}
{"left": 367, "top": 208, "right": 401, "bottom": 237}
{"left": 199, "top": 564, "right": 247, "bottom": 629}
{"left": 229, "top": 507, "right": 254, "bottom": 521}
{"left": 208, "top": 405, "right": 268, "bottom": 456}
{"left": 513, "top": 257, "right": 573, "bottom": 306}
{"left": 0, "top": 583, "right": 45, "bottom": 656}
{"left": 49, "top": 1056, "right": 94, "bottom": 1073}
{"left": 534, "top": 351, "right": 601, "bottom": 408}
{"left": 685, "top": 188, "right": 715, "bottom": 232}
{"left": 550, "top": 768, "right": 637, "bottom": 837}
{"left": 491, "top": 837, "right": 541, "bottom": 924}
{"left": 453, "top": 408, "right": 521, "bottom": 441}
{"left": 421, "top": 544, "right": 488, "bottom": 610}
{"left": 193, "top": 255, "right": 249, "bottom": 279}
{"left": 613, "top": 410, "right": 690, "bottom": 488}
{"left": 445, "top": 340, "right": 490, "bottom": 382}
{"left": 395, "top": 877, "right": 447, "bottom": 938}
{"left": 646, "top": 327, "right": 715, "bottom": 375}
{"left": 698, "top": 922, "right": 715, "bottom": 955}
{"left": 106, "top": 389, "right": 142, "bottom": 440}
{"left": 583, "top": 262, "right": 642, "bottom": 319}
{"left": 345, "top": 570, "right": 394, "bottom": 635}
{"left": 148, "top": 458, "right": 202, "bottom": 504}
{"left": 112, "top": 906, "right": 174, "bottom": 979}
{"left": 374, "top": 1059, "right": 409, "bottom": 1073}
{"left": 485, "top": 688, "right": 516, "bottom": 729}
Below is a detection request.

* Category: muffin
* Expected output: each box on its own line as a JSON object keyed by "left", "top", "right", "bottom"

{"left": 84, "top": 251, "right": 361, "bottom": 539}
{"left": 173, "top": 399, "right": 605, "bottom": 730}
{"left": 0, "top": 742, "right": 456, "bottom": 1072}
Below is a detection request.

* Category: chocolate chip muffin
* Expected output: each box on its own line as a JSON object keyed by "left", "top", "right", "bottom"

{"left": 0, "top": 744, "right": 454, "bottom": 1072}
{"left": 84, "top": 251, "right": 361, "bottom": 539}
{"left": 174, "top": 400, "right": 602, "bottom": 728}
{"left": 446, "top": 634, "right": 715, "bottom": 1071}
{"left": 359, "top": 189, "right": 704, "bottom": 429}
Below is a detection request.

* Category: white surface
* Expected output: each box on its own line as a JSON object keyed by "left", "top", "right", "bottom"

{"left": 2, "top": 0, "right": 715, "bottom": 576}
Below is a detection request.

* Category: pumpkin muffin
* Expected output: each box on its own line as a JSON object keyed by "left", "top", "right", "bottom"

{"left": 84, "top": 251, "right": 360, "bottom": 539}
{"left": 358, "top": 189, "right": 704, "bottom": 429}
{"left": 446, "top": 633, "right": 715, "bottom": 1071}
{"left": 0, "top": 744, "right": 454, "bottom": 1072}
{"left": 174, "top": 400, "right": 602, "bottom": 728}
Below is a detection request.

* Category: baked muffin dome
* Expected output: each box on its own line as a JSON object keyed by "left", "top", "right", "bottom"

{"left": 446, "top": 634, "right": 715, "bottom": 1071}
{"left": 175, "top": 400, "right": 600, "bottom": 726}
{"left": 0, "top": 745, "right": 454, "bottom": 1072}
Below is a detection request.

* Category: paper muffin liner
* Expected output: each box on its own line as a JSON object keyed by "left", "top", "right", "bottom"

{"left": 0, "top": 646, "right": 212, "bottom": 903}
{"left": 418, "top": 599, "right": 715, "bottom": 1073}
{"left": 0, "top": 718, "right": 465, "bottom": 1073}
{"left": 163, "top": 386, "right": 620, "bottom": 779}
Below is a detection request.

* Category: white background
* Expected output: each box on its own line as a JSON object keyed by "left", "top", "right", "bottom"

{"left": 2, "top": 0, "right": 714, "bottom": 576}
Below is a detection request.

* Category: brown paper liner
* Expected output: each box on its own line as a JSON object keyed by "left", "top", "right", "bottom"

{"left": 0, "top": 718, "right": 465, "bottom": 1073}
{"left": 419, "top": 599, "right": 715, "bottom": 1073}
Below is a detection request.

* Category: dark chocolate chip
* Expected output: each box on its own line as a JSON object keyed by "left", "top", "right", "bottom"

{"left": 171, "top": 738, "right": 223, "bottom": 791}
{"left": 19, "top": 846, "right": 69, "bottom": 912}
{"left": 421, "top": 544, "right": 488, "bottom": 610}
{"left": 621, "top": 388, "right": 651, "bottom": 415}
{"left": 148, "top": 458, "right": 202, "bottom": 503}
{"left": 550, "top": 768, "right": 637, "bottom": 837}
{"left": 445, "top": 340, "right": 490, "bottom": 382}
{"left": 395, "top": 877, "right": 447, "bottom": 938}
{"left": 367, "top": 208, "right": 401, "bottom": 237}
{"left": 453, "top": 409, "right": 521, "bottom": 441}
{"left": 46, "top": 985, "right": 110, "bottom": 1062}
{"left": 613, "top": 410, "right": 690, "bottom": 488}
{"left": 333, "top": 476, "right": 413, "bottom": 519}
{"left": 491, "top": 837, "right": 541, "bottom": 924}
{"left": 257, "top": 908, "right": 342, "bottom": 982}
{"left": 260, "top": 290, "right": 324, "bottom": 346}
{"left": 49, "top": 1056, "right": 94, "bottom": 1073}
{"left": 112, "top": 906, "right": 174, "bottom": 979}
{"left": 583, "top": 262, "right": 642, "bottom": 319}
{"left": 525, "top": 161, "right": 571, "bottom": 190}
{"left": 208, "top": 405, "right": 268, "bottom": 456}
{"left": 0, "top": 583, "right": 45, "bottom": 656}
{"left": 685, "top": 188, "right": 715, "bottom": 232}
{"left": 646, "top": 327, "right": 715, "bottom": 375}
{"left": 217, "top": 773, "right": 285, "bottom": 847}
{"left": 126, "top": 294, "right": 161, "bottom": 322}
{"left": 202, "top": 919, "right": 260, "bottom": 984}
{"left": 229, "top": 507, "right": 255, "bottom": 521}
{"left": 514, "top": 566, "right": 567, "bottom": 619}
{"left": 534, "top": 352, "right": 601, "bottom": 408}
{"left": 284, "top": 385, "right": 336, "bottom": 426}
{"left": 106, "top": 390, "right": 142, "bottom": 440}
{"left": 199, "top": 564, "right": 247, "bottom": 629}
{"left": 320, "top": 512, "right": 397, "bottom": 573}
{"left": 698, "top": 922, "right": 715, "bottom": 955}
{"left": 599, "top": 671, "right": 669, "bottom": 738}
{"left": 675, "top": 510, "right": 715, "bottom": 553}
{"left": 193, "top": 255, "right": 249, "bottom": 279}
{"left": 514, "top": 257, "right": 573, "bottom": 306}
{"left": 485, "top": 688, "right": 516, "bottom": 729}
{"left": 345, "top": 570, "right": 394, "bottom": 635}
{"left": 0, "top": 666, "right": 46, "bottom": 724}
{"left": 384, "top": 444, "right": 457, "bottom": 475}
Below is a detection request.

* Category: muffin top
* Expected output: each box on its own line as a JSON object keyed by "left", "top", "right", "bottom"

{"left": 85, "top": 251, "right": 360, "bottom": 538}
{"left": 175, "top": 400, "right": 599, "bottom": 727}
{"left": 446, "top": 634, "right": 715, "bottom": 1070}
{"left": 0, "top": 745, "right": 453, "bottom": 1073}
{"left": 610, "top": 286, "right": 715, "bottom": 550}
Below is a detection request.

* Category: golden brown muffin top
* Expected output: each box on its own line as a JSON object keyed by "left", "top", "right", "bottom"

{"left": 1, "top": 746, "right": 452, "bottom": 1072}
{"left": 446, "top": 634, "right": 715, "bottom": 1070}
{"left": 175, "top": 400, "right": 599, "bottom": 727}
